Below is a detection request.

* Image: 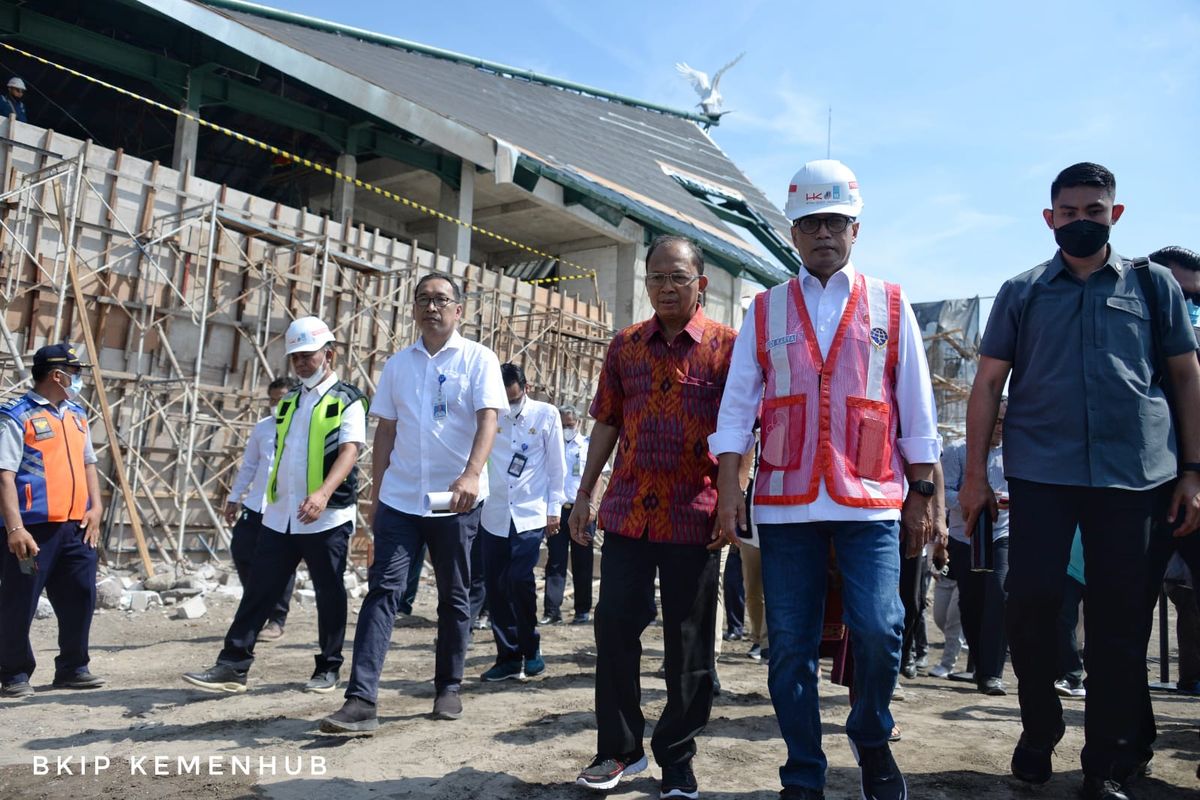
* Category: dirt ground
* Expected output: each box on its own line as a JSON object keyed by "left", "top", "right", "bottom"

{"left": 1, "top": 574, "right": 1197, "bottom": 800}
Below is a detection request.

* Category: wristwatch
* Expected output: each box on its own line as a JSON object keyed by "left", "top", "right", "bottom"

{"left": 909, "top": 479, "right": 936, "bottom": 497}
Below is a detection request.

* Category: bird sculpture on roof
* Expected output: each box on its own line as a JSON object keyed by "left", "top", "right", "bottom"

{"left": 675, "top": 52, "right": 745, "bottom": 122}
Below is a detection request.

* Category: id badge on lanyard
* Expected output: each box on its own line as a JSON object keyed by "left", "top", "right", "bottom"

{"left": 433, "top": 373, "right": 448, "bottom": 420}
{"left": 508, "top": 442, "right": 529, "bottom": 477}
{"left": 571, "top": 453, "right": 582, "bottom": 477}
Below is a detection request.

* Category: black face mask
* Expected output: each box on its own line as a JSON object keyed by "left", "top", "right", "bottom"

{"left": 1054, "top": 219, "right": 1110, "bottom": 259}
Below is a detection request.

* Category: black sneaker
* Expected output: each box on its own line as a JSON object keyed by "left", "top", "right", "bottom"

{"left": 1, "top": 680, "right": 33, "bottom": 698}
{"left": 571, "top": 612, "right": 591, "bottom": 625}
{"left": 304, "top": 670, "right": 339, "bottom": 694}
{"left": 320, "top": 696, "right": 379, "bottom": 733}
{"left": 660, "top": 760, "right": 699, "bottom": 799}
{"left": 1080, "top": 776, "right": 1132, "bottom": 800}
{"left": 747, "top": 643, "right": 763, "bottom": 661}
{"left": 182, "top": 664, "right": 247, "bottom": 694}
{"left": 1010, "top": 720, "right": 1065, "bottom": 784}
{"left": 576, "top": 752, "right": 648, "bottom": 791}
{"left": 431, "top": 688, "right": 462, "bottom": 721}
{"left": 52, "top": 671, "right": 105, "bottom": 689}
{"left": 852, "top": 741, "right": 907, "bottom": 800}
{"left": 980, "top": 677, "right": 1007, "bottom": 696}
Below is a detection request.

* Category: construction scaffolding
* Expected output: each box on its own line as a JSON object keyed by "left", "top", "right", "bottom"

{"left": 0, "top": 120, "right": 612, "bottom": 571}
{"left": 913, "top": 297, "right": 981, "bottom": 438}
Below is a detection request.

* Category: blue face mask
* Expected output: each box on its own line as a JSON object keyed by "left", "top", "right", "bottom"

{"left": 1187, "top": 298, "right": 1200, "bottom": 328}
{"left": 61, "top": 370, "right": 83, "bottom": 399}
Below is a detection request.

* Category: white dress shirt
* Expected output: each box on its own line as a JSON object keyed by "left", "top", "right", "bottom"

{"left": 226, "top": 415, "right": 275, "bottom": 513}
{"left": 709, "top": 263, "right": 941, "bottom": 524}
{"left": 562, "top": 432, "right": 588, "bottom": 500}
{"left": 482, "top": 396, "right": 566, "bottom": 537}
{"left": 373, "top": 330, "right": 508, "bottom": 516}
{"left": 262, "top": 372, "right": 366, "bottom": 535}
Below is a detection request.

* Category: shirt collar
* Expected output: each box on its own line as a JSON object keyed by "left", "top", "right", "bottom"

{"left": 303, "top": 371, "right": 339, "bottom": 397}
{"left": 509, "top": 396, "right": 528, "bottom": 420}
{"left": 800, "top": 261, "right": 856, "bottom": 289}
{"left": 647, "top": 305, "right": 708, "bottom": 344}
{"left": 25, "top": 390, "right": 65, "bottom": 410}
{"left": 413, "top": 329, "right": 464, "bottom": 358}
{"left": 1043, "top": 248, "right": 1124, "bottom": 283}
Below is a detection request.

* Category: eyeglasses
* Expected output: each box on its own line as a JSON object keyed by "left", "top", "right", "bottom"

{"left": 793, "top": 215, "right": 855, "bottom": 235}
{"left": 644, "top": 272, "right": 700, "bottom": 287}
{"left": 415, "top": 295, "right": 456, "bottom": 309}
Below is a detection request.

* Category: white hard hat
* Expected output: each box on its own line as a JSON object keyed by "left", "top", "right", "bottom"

{"left": 783, "top": 159, "right": 863, "bottom": 221}
{"left": 7, "top": 77, "right": 25, "bottom": 91}
{"left": 284, "top": 316, "right": 335, "bottom": 355}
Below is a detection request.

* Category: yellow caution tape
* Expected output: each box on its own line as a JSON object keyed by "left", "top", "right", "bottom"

{"left": 0, "top": 41, "right": 597, "bottom": 287}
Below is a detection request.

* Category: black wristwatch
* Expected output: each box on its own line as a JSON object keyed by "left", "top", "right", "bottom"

{"left": 909, "top": 479, "right": 936, "bottom": 497}
{"left": 1181, "top": 463, "right": 1200, "bottom": 474}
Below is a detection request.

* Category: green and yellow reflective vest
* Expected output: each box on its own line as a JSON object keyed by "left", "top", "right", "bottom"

{"left": 266, "top": 381, "right": 367, "bottom": 508}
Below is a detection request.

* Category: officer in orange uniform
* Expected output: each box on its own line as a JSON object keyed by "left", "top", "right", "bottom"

{"left": 0, "top": 344, "right": 104, "bottom": 699}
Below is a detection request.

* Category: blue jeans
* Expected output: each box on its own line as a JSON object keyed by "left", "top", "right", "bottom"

{"left": 759, "top": 520, "right": 903, "bottom": 791}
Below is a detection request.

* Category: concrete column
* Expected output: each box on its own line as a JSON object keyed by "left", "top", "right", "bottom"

{"left": 436, "top": 162, "right": 474, "bottom": 264}
{"left": 171, "top": 106, "right": 199, "bottom": 175}
{"left": 332, "top": 152, "right": 357, "bottom": 223}
{"left": 615, "top": 241, "right": 640, "bottom": 330}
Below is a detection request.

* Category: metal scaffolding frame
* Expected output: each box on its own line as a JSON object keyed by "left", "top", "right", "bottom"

{"left": 0, "top": 125, "right": 613, "bottom": 571}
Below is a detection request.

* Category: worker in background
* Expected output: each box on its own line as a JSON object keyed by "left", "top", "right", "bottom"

{"left": 0, "top": 78, "right": 28, "bottom": 123}
{"left": 223, "top": 376, "right": 296, "bottom": 642}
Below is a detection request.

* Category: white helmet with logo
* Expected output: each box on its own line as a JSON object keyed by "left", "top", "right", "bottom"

{"left": 284, "top": 316, "right": 335, "bottom": 355}
{"left": 783, "top": 159, "right": 863, "bottom": 221}
{"left": 7, "top": 77, "right": 26, "bottom": 91}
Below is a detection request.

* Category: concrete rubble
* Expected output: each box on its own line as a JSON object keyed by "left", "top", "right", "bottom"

{"left": 80, "top": 559, "right": 364, "bottom": 621}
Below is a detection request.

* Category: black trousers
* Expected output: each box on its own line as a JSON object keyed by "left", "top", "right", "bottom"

{"left": 218, "top": 521, "right": 351, "bottom": 676}
{"left": 229, "top": 508, "right": 295, "bottom": 629}
{"left": 0, "top": 521, "right": 96, "bottom": 684}
{"left": 1058, "top": 576, "right": 1085, "bottom": 685}
{"left": 468, "top": 530, "right": 487, "bottom": 624}
{"left": 898, "top": 548, "right": 928, "bottom": 666}
{"left": 947, "top": 536, "right": 1009, "bottom": 683}
{"left": 1140, "top": 501, "right": 1200, "bottom": 754}
{"left": 542, "top": 504, "right": 595, "bottom": 618}
{"left": 397, "top": 540, "right": 427, "bottom": 616}
{"left": 594, "top": 530, "right": 719, "bottom": 767}
{"left": 1006, "top": 478, "right": 1170, "bottom": 780}
{"left": 723, "top": 545, "right": 746, "bottom": 636}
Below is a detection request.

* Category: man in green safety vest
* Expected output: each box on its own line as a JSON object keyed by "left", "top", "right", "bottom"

{"left": 183, "top": 316, "right": 367, "bottom": 695}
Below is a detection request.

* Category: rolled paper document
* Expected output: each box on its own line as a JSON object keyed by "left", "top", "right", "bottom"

{"left": 423, "top": 491, "right": 454, "bottom": 514}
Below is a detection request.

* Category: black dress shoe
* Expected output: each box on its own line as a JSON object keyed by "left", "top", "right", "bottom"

{"left": 1010, "top": 721, "right": 1065, "bottom": 784}
{"left": 320, "top": 696, "right": 379, "bottom": 733}
{"left": 780, "top": 787, "right": 825, "bottom": 800}
{"left": 52, "top": 671, "right": 105, "bottom": 689}
{"left": 980, "top": 677, "right": 1007, "bottom": 696}
{"left": 1080, "top": 776, "right": 1131, "bottom": 800}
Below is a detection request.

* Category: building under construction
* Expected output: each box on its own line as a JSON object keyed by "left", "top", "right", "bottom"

{"left": 0, "top": 0, "right": 978, "bottom": 572}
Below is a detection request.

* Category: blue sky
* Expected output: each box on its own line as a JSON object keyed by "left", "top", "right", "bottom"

{"left": 269, "top": 0, "right": 1200, "bottom": 304}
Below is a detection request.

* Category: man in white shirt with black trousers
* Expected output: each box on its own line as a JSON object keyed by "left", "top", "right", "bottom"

{"left": 184, "top": 316, "right": 367, "bottom": 695}
{"left": 479, "top": 363, "right": 566, "bottom": 682}
{"left": 322, "top": 273, "right": 507, "bottom": 731}
{"left": 223, "top": 376, "right": 296, "bottom": 642}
